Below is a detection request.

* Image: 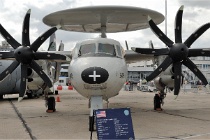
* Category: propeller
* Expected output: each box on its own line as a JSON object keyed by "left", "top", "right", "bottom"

{"left": 0, "top": 9, "right": 66, "bottom": 101}
{"left": 132, "top": 5, "right": 210, "bottom": 95}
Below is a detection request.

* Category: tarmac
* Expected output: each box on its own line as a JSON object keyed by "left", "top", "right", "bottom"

{"left": 0, "top": 87, "right": 210, "bottom": 139}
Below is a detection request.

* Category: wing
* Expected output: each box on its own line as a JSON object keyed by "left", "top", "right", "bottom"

{"left": 124, "top": 50, "right": 154, "bottom": 64}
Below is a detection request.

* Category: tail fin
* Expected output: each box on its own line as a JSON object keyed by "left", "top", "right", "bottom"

{"left": 58, "top": 40, "right": 64, "bottom": 51}
{"left": 48, "top": 33, "right": 56, "bottom": 51}
{"left": 47, "top": 34, "right": 63, "bottom": 82}
{"left": 125, "top": 40, "right": 129, "bottom": 50}
{"left": 53, "top": 41, "right": 65, "bottom": 82}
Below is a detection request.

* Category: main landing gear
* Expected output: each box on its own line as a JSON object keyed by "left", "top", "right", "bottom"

{"left": 46, "top": 92, "right": 56, "bottom": 113}
{"left": 0, "top": 95, "right": 3, "bottom": 100}
{"left": 154, "top": 91, "right": 166, "bottom": 111}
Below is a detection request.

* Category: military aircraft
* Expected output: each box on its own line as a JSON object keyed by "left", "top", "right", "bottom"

{"left": 0, "top": 33, "right": 64, "bottom": 100}
{"left": 132, "top": 5, "right": 210, "bottom": 100}
{"left": 1, "top": 5, "right": 208, "bottom": 131}
{"left": 0, "top": 9, "right": 69, "bottom": 102}
{"left": 42, "top": 5, "right": 164, "bottom": 130}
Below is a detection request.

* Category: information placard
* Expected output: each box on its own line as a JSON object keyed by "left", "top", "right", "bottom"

{"left": 95, "top": 108, "right": 135, "bottom": 139}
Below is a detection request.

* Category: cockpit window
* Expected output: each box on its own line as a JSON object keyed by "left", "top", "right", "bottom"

{"left": 116, "top": 45, "right": 122, "bottom": 57}
{"left": 79, "top": 43, "right": 96, "bottom": 56}
{"left": 98, "top": 43, "right": 116, "bottom": 56}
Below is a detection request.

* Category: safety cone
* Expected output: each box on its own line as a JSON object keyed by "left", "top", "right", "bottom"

{"left": 56, "top": 94, "right": 61, "bottom": 102}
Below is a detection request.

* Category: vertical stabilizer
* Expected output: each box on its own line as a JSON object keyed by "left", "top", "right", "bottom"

{"left": 58, "top": 40, "right": 64, "bottom": 51}
{"left": 48, "top": 33, "right": 56, "bottom": 51}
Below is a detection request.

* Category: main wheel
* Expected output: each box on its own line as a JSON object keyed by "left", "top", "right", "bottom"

{"left": 154, "top": 94, "right": 161, "bottom": 110}
{"left": 0, "top": 95, "right": 3, "bottom": 100}
{"left": 47, "top": 97, "right": 56, "bottom": 112}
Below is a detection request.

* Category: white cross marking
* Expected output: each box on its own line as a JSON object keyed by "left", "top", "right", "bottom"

{"left": 89, "top": 70, "right": 101, "bottom": 81}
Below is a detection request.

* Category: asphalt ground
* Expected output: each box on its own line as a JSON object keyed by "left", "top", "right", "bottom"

{"left": 0, "top": 88, "right": 210, "bottom": 139}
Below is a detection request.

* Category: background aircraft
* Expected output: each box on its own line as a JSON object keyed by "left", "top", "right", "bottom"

{"left": 132, "top": 5, "right": 210, "bottom": 100}
{"left": 0, "top": 9, "right": 69, "bottom": 102}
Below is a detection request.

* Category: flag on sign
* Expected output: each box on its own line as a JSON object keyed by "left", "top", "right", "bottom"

{"left": 96, "top": 111, "right": 106, "bottom": 118}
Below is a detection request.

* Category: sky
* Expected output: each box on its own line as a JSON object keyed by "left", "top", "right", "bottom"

{"left": 0, "top": 0, "right": 210, "bottom": 51}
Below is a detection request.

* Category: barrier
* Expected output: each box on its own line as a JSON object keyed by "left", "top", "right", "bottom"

{"left": 57, "top": 85, "right": 63, "bottom": 90}
{"left": 68, "top": 86, "right": 73, "bottom": 90}
{"left": 55, "top": 85, "right": 74, "bottom": 91}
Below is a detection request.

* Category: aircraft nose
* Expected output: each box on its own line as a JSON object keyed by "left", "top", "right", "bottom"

{"left": 81, "top": 67, "right": 109, "bottom": 84}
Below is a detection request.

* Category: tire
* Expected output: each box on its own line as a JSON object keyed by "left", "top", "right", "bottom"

{"left": 154, "top": 94, "right": 161, "bottom": 110}
{"left": 48, "top": 97, "right": 56, "bottom": 112}
{"left": 55, "top": 90, "right": 58, "bottom": 95}
{"left": 27, "top": 92, "right": 33, "bottom": 99}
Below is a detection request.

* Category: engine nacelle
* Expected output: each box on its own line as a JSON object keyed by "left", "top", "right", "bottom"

{"left": 163, "top": 65, "right": 174, "bottom": 75}
{"left": 154, "top": 76, "right": 174, "bottom": 91}
{"left": 27, "top": 68, "right": 37, "bottom": 78}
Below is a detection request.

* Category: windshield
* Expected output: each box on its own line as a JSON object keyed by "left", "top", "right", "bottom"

{"left": 98, "top": 43, "right": 116, "bottom": 56}
{"left": 79, "top": 43, "right": 96, "bottom": 56}
{"left": 60, "top": 72, "right": 68, "bottom": 77}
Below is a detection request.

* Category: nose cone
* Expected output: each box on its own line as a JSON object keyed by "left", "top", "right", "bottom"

{"left": 81, "top": 67, "right": 109, "bottom": 84}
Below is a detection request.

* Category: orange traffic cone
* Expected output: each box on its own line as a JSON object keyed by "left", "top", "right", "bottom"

{"left": 56, "top": 94, "right": 61, "bottom": 102}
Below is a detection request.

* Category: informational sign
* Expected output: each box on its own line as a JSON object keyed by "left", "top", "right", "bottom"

{"left": 95, "top": 108, "right": 135, "bottom": 139}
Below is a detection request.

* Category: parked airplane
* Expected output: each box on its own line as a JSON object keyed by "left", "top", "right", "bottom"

{"left": 2, "top": 5, "right": 207, "bottom": 131}
{"left": 0, "top": 9, "right": 69, "bottom": 102}
{"left": 42, "top": 5, "right": 164, "bottom": 130}
{"left": 132, "top": 5, "right": 210, "bottom": 99}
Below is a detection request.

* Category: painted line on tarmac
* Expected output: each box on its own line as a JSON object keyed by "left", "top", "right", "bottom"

{"left": 9, "top": 99, "right": 36, "bottom": 140}
{"left": 181, "top": 132, "right": 210, "bottom": 139}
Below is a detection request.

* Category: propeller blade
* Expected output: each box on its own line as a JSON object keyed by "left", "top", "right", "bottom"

{"left": 173, "top": 62, "right": 182, "bottom": 95}
{"left": 184, "top": 23, "right": 210, "bottom": 47}
{"left": 188, "top": 48, "right": 210, "bottom": 57}
{"left": 22, "top": 9, "right": 31, "bottom": 46}
{"left": 18, "top": 64, "right": 27, "bottom": 101}
{"left": 0, "top": 24, "right": 21, "bottom": 49}
{"left": 30, "top": 60, "right": 53, "bottom": 88}
{"left": 0, "top": 60, "right": 20, "bottom": 81}
{"left": 34, "top": 52, "right": 67, "bottom": 60}
{"left": 146, "top": 56, "right": 172, "bottom": 81}
{"left": 0, "top": 52, "right": 14, "bottom": 59}
{"left": 148, "top": 16, "right": 174, "bottom": 47}
{"left": 30, "top": 25, "right": 61, "bottom": 52}
{"left": 183, "top": 58, "right": 208, "bottom": 86}
{"left": 131, "top": 48, "right": 169, "bottom": 56}
{"left": 175, "top": 5, "right": 184, "bottom": 43}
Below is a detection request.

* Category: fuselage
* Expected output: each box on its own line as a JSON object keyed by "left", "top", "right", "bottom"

{"left": 0, "top": 59, "right": 50, "bottom": 95}
{"left": 69, "top": 38, "right": 127, "bottom": 100}
{"left": 0, "top": 60, "right": 20, "bottom": 94}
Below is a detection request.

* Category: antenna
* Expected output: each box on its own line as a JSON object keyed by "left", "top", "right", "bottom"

{"left": 101, "top": 26, "right": 107, "bottom": 38}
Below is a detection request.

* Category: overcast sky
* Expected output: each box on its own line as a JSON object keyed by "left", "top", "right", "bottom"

{"left": 0, "top": 0, "right": 210, "bottom": 51}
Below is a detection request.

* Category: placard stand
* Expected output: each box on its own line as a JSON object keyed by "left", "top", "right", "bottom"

{"left": 91, "top": 108, "right": 135, "bottom": 139}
